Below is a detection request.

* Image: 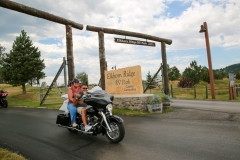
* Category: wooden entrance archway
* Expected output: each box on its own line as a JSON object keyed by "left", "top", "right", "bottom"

{"left": 1, "top": 0, "right": 173, "bottom": 95}
{"left": 86, "top": 25, "right": 172, "bottom": 95}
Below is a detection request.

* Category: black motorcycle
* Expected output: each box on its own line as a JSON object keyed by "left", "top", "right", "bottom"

{"left": 0, "top": 90, "right": 8, "bottom": 108}
{"left": 56, "top": 87, "right": 125, "bottom": 143}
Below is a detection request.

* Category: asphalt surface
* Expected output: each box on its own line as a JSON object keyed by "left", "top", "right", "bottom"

{"left": 171, "top": 99, "right": 240, "bottom": 113}
{"left": 0, "top": 101, "right": 240, "bottom": 160}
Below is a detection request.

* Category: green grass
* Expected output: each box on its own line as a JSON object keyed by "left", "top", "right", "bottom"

{"left": 162, "top": 107, "right": 174, "bottom": 113}
{"left": 146, "top": 78, "right": 240, "bottom": 101}
{"left": 0, "top": 148, "right": 28, "bottom": 160}
{"left": 0, "top": 84, "right": 65, "bottom": 109}
{"left": 113, "top": 108, "right": 150, "bottom": 116}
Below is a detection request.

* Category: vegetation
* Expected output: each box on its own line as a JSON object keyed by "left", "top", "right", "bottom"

{"left": 214, "top": 63, "right": 240, "bottom": 76}
{"left": 148, "top": 94, "right": 161, "bottom": 104}
{"left": 162, "top": 107, "right": 174, "bottom": 113}
{"left": 178, "top": 77, "right": 194, "bottom": 88}
{"left": 144, "top": 71, "right": 158, "bottom": 91}
{"left": 0, "top": 44, "right": 5, "bottom": 66}
{"left": 113, "top": 108, "right": 150, "bottom": 116}
{"left": 161, "top": 94, "right": 171, "bottom": 103}
{"left": 0, "top": 148, "right": 28, "bottom": 160}
{"left": 236, "top": 72, "right": 240, "bottom": 80}
{"left": 168, "top": 66, "right": 181, "bottom": 81}
{"left": 182, "top": 60, "right": 210, "bottom": 84}
{"left": 76, "top": 72, "right": 88, "bottom": 85}
{"left": 0, "top": 44, "right": 6, "bottom": 83}
{"left": 174, "top": 78, "right": 240, "bottom": 101}
{"left": 1, "top": 30, "right": 45, "bottom": 94}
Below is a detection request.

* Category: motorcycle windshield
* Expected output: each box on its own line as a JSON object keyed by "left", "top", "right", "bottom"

{"left": 85, "top": 86, "right": 113, "bottom": 109}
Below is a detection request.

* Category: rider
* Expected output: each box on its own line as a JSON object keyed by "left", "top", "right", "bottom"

{"left": 74, "top": 84, "right": 92, "bottom": 132}
{"left": 67, "top": 78, "right": 81, "bottom": 128}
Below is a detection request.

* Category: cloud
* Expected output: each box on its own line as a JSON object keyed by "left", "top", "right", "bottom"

{"left": 1, "top": 0, "right": 240, "bottom": 85}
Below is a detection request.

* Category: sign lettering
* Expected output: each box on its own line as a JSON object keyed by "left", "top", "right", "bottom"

{"left": 114, "top": 38, "right": 155, "bottom": 47}
{"left": 105, "top": 65, "right": 143, "bottom": 94}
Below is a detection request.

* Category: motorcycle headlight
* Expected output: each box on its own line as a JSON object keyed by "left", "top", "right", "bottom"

{"left": 106, "top": 104, "right": 113, "bottom": 114}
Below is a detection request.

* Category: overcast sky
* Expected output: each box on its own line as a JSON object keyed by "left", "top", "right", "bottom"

{"left": 0, "top": 0, "right": 239, "bottom": 85}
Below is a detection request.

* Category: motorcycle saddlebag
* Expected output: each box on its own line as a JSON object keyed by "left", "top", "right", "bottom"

{"left": 56, "top": 114, "right": 69, "bottom": 126}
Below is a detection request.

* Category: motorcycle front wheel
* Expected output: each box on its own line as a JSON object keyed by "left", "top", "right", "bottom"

{"left": 106, "top": 121, "right": 125, "bottom": 143}
{"left": 2, "top": 100, "right": 8, "bottom": 108}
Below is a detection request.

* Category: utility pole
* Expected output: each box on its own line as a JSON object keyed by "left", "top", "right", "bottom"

{"left": 199, "top": 22, "right": 215, "bottom": 99}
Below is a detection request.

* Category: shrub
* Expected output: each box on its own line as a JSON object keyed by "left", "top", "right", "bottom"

{"left": 178, "top": 77, "right": 194, "bottom": 88}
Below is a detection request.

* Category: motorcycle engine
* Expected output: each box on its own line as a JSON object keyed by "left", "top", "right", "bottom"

{"left": 87, "top": 115, "right": 98, "bottom": 126}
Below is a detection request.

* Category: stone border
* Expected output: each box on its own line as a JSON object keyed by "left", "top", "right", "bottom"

{"left": 113, "top": 94, "right": 154, "bottom": 111}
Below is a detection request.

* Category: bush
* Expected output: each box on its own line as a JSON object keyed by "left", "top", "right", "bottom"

{"left": 178, "top": 77, "right": 194, "bottom": 88}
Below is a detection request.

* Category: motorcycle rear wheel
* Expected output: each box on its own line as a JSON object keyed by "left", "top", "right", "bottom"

{"left": 2, "top": 100, "right": 8, "bottom": 108}
{"left": 106, "top": 121, "right": 125, "bottom": 143}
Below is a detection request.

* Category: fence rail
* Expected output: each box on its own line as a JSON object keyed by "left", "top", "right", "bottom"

{"left": 170, "top": 84, "right": 240, "bottom": 100}
{"left": 40, "top": 86, "right": 67, "bottom": 105}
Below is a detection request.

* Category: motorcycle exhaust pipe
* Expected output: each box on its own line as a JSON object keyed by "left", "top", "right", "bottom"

{"left": 57, "top": 124, "right": 93, "bottom": 135}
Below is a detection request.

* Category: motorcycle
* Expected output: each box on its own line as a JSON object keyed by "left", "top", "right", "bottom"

{"left": 0, "top": 90, "right": 8, "bottom": 108}
{"left": 56, "top": 86, "right": 125, "bottom": 143}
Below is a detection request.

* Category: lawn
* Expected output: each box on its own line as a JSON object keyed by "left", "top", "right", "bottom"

{"left": 145, "top": 78, "right": 240, "bottom": 102}
{"left": 1, "top": 78, "right": 240, "bottom": 111}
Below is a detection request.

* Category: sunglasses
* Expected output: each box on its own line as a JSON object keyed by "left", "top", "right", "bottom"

{"left": 83, "top": 88, "right": 88, "bottom": 89}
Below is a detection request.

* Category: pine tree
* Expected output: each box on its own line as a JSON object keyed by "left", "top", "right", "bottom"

{"left": 146, "top": 71, "right": 157, "bottom": 91}
{"left": 2, "top": 30, "right": 45, "bottom": 94}
{"left": 0, "top": 44, "right": 6, "bottom": 83}
{"left": 0, "top": 44, "right": 6, "bottom": 66}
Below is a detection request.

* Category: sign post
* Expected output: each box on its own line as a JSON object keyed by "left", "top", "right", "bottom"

{"left": 229, "top": 73, "right": 236, "bottom": 100}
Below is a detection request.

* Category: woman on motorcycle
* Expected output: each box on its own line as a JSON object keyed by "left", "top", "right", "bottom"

{"left": 67, "top": 78, "right": 81, "bottom": 128}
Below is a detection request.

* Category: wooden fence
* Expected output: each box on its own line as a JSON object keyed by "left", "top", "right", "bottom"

{"left": 40, "top": 86, "right": 67, "bottom": 105}
{"left": 169, "top": 84, "right": 240, "bottom": 100}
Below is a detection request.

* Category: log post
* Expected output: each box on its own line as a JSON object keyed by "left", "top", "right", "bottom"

{"left": 98, "top": 31, "right": 106, "bottom": 90}
{"left": 161, "top": 42, "right": 169, "bottom": 95}
{"left": 66, "top": 25, "right": 75, "bottom": 81}
{"left": 87, "top": 25, "right": 172, "bottom": 45}
{"left": 0, "top": 0, "right": 83, "bottom": 30}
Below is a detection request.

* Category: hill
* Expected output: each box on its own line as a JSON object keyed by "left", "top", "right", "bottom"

{"left": 214, "top": 63, "right": 240, "bottom": 74}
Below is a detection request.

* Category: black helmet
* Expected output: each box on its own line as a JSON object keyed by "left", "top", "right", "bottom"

{"left": 72, "top": 78, "right": 81, "bottom": 83}
{"left": 68, "top": 80, "right": 73, "bottom": 86}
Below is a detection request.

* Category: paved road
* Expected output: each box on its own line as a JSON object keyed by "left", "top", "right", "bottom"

{"left": 0, "top": 103, "right": 240, "bottom": 160}
{"left": 171, "top": 99, "right": 240, "bottom": 113}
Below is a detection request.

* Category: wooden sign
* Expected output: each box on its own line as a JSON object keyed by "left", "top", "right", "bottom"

{"left": 114, "top": 38, "right": 155, "bottom": 47}
{"left": 105, "top": 65, "right": 143, "bottom": 94}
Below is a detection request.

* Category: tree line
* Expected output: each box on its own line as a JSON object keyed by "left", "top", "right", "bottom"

{"left": 1, "top": 30, "right": 239, "bottom": 93}
{"left": 145, "top": 60, "right": 240, "bottom": 88}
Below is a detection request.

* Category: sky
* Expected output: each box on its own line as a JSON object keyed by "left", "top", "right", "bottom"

{"left": 0, "top": 0, "right": 240, "bottom": 86}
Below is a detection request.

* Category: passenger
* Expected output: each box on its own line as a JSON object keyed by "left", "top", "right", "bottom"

{"left": 67, "top": 78, "right": 81, "bottom": 128}
{"left": 74, "top": 85, "right": 92, "bottom": 132}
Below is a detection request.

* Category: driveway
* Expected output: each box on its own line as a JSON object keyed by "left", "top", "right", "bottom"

{"left": 0, "top": 106, "right": 240, "bottom": 160}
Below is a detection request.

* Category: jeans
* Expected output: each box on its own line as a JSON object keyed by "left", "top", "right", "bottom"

{"left": 67, "top": 103, "right": 76, "bottom": 124}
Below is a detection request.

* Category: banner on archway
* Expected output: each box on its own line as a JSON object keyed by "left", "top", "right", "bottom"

{"left": 105, "top": 65, "right": 143, "bottom": 94}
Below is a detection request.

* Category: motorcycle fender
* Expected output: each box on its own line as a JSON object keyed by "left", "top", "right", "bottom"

{"left": 108, "top": 115, "right": 124, "bottom": 123}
